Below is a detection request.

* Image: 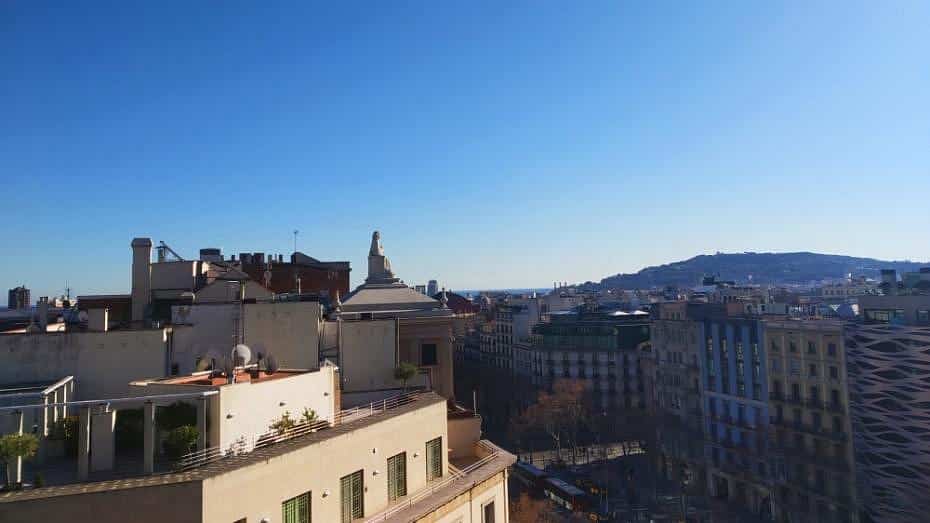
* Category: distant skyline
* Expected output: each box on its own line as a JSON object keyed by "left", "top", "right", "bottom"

{"left": 2, "top": 2, "right": 929, "bottom": 302}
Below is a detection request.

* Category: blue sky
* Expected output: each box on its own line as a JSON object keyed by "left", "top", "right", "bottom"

{"left": 2, "top": 1, "right": 928, "bottom": 302}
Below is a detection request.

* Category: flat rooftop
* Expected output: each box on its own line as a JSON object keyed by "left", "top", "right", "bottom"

{"left": 0, "top": 393, "right": 448, "bottom": 503}
{"left": 149, "top": 368, "right": 308, "bottom": 387}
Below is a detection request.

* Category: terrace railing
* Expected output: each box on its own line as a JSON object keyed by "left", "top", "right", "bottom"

{"left": 364, "top": 440, "right": 504, "bottom": 522}
{"left": 174, "top": 391, "right": 424, "bottom": 472}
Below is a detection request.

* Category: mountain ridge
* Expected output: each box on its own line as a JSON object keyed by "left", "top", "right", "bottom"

{"left": 600, "top": 251, "right": 929, "bottom": 289}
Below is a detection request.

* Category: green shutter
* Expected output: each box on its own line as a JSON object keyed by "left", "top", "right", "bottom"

{"left": 426, "top": 437, "right": 442, "bottom": 481}
{"left": 282, "top": 492, "right": 310, "bottom": 523}
{"left": 341, "top": 470, "right": 364, "bottom": 523}
{"left": 388, "top": 452, "right": 407, "bottom": 501}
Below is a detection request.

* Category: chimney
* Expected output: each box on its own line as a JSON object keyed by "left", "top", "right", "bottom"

{"left": 131, "top": 238, "right": 153, "bottom": 323}
{"left": 37, "top": 296, "right": 49, "bottom": 331}
{"left": 88, "top": 308, "right": 109, "bottom": 332}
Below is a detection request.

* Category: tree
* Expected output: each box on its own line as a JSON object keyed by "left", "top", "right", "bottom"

{"left": 164, "top": 426, "right": 199, "bottom": 460}
{"left": 515, "top": 379, "right": 589, "bottom": 464}
{"left": 0, "top": 433, "right": 39, "bottom": 489}
{"left": 393, "top": 362, "right": 419, "bottom": 392}
{"left": 157, "top": 401, "right": 197, "bottom": 431}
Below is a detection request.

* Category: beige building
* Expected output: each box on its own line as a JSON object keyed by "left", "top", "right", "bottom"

{"left": 132, "top": 365, "right": 338, "bottom": 452}
{"left": 764, "top": 319, "right": 858, "bottom": 522}
{"left": 0, "top": 389, "right": 514, "bottom": 523}
{"left": 331, "top": 232, "right": 456, "bottom": 405}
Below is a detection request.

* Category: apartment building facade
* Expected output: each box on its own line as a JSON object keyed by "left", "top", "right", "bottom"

{"left": 765, "top": 320, "right": 858, "bottom": 523}
{"left": 533, "top": 308, "right": 651, "bottom": 413}
{"left": 845, "top": 321, "right": 930, "bottom": 523}
{"left": 650, "top": 302, "right": 860, "bottom": 523}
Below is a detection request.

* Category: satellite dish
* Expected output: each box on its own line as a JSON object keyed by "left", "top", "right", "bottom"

{"left": 232, "top": 344, "right": 252, "bottom": 366}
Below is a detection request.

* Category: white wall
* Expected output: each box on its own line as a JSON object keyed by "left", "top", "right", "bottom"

{"left": 171, "top": 301, "right": 322, "bottom": 375}
{"left": 150, "top": 261, "right": 205, "bottom": 291}
{"left": 201, "top": 398, "right": 449, "bottom": 523}
{"left": 434, "top": 475, "right": 508, "bottom": 523}
{"left": 244, "top": 301, "right": 321, "bottom": 370}
{"left": 194, "top": 280, "right": 272, "bottom": 303}
{"left": 171, "top": 304, "right": 237, "bottom": 374}
{"left": 339, "top": 319, "right": 399, "bottom": 393}
{"left": 214, "top": 367, "right": 336, "bottom": 450}
{"left": 0, "top": 330, "right": 169, "bottom": 399}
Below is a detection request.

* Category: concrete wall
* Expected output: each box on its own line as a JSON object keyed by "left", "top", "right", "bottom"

{"left": 133, "top": 367, "right": 336, "bottom": 451}
{"left": 430, "top": 472, "right": 508, "bottom": 523}
{"left": 0, "top": 329, "right": 169, "bottom": 399}
{"left": 201, "top": 399, "right": 449, "bottom": 523}
{"left": 447, "top": 415, "right": 481, "bottom": 459}
{"left": 0, "top": 480, "right": 203, "bottom": 523}
{"left": 171, "top": 304, "right": 236, "bottom": 374}
{"left": 398, "top": 319, "right": 455, "bottom": 399}
{"left": 194, "top": 280, "right": 272, "bottom": 303}
{"left": 244, "top": 301, "right": 321, "bottom": 370}
{"left": 171, "top": 301, "right": 322, "bottom": 375}
{"left": 213, "top": 367, "right": 336, "bottom": 450}
{"left": 150, "top": 261, "right": 206, "bottom": 291}
{"left": 340, "top": 319, "right": 399, "bottom": 393}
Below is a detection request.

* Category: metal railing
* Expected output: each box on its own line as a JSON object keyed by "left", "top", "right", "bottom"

{"left": 174, "top": 391, "right": 424, "bottom": 472}
{"left": 365, "top": 440, "right": 503, "bottom": 522}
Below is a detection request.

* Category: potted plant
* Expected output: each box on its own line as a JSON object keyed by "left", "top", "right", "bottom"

{"left": 301, "top": 407, "right": 320, "bottom": 431}
{"left": 269, "top": 411, "right": 296, "bottom": 438}
{"left": 0, "top": 433, "right": 39, "bottom": 490}
{"left": 164, "top": 426, "right": 199, "bottom": 460}
{"left": 394, "top": 362, "right": 419, "bottom": 392}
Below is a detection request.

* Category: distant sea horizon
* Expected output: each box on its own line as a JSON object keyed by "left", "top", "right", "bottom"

{"left": 455, "top": 287, "right": 553, "bottom": 297}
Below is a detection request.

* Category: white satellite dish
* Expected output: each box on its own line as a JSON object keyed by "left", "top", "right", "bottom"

{"left": 232, "top": 344, "right": 252, "bottom": 367}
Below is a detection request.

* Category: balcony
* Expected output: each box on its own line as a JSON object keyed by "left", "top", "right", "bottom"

{"left": 365, "top": 440, "right": 515, "bottom": 522}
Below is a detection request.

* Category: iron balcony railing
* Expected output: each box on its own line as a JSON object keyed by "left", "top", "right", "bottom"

{"left": 174, "top": 391, "right": 424, "bottom": 471}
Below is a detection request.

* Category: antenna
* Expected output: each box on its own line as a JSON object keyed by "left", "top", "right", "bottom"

{"left": 293, "top": 230, "right": 299, "bottom": 254}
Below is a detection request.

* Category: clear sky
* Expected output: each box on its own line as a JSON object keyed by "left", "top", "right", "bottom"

{"left": 2, "top": 1, "right": 928, "bottom": 302}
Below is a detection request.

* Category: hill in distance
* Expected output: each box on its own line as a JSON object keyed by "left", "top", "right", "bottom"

{"left": 601, "top": 252, "right": 930, "bottom": 289}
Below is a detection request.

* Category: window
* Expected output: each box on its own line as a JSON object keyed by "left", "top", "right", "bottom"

{"left": 919, "top": 310, "right": 930, "bottom": 323}
{"left": 808, "top": 364, "right": 818, "bottom": 378}
{"left": 421, "top": 344, "right": 438, "bottom": 366}
{"left": 829, "top": 366, "right": 839, "bottom": 380}
{"left": 387, "top": 452, "right": 407, "bottom": 501}
{"left": 282, "top": 492, "right": 310, "bottom": 523}
{"left": 789, "top": 341, "right": 797, "bottom": 353}
{"left": 482, "top": 500, "right": 496, "bottom": 523}
{"left": 340, "top": 470, "right": 364, "bottom": 523}
{"left": 426, "top": 437, "right": 443, "bottom": 481}
{"left": 827, "top": 343, "right": 837, "bottom": 357}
